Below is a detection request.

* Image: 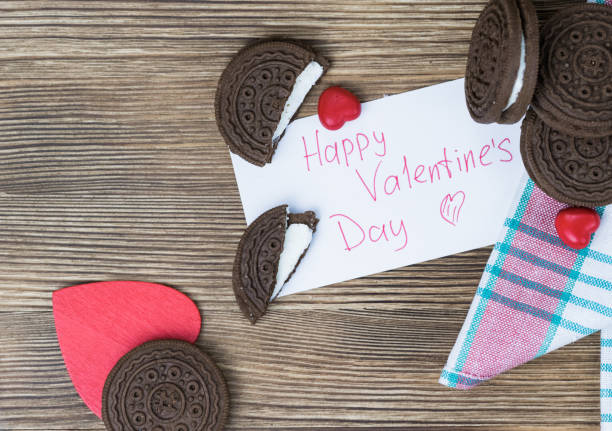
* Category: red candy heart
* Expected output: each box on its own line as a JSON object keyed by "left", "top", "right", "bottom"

{"left": 554, "top": 207, "right": 600, "bottom": 249}
{"left": 318, "top": 86, "right": 361, "bottom": 130}
{"left": 53, "top": 281, "right": 201, "bottom": 417}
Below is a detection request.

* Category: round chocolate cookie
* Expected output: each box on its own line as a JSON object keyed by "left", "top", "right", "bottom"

{"left": 102, "top": 340, "right": 229, "bottom": 431}
{"left": 216, "top": 40, "right": 328, "bottom": 166}
{"left": 465, "top": 0, "right": 539, "bottom": 124}
{"left": 232, "top": 205, "right": 287, "bottom": 324}
{"left": 531, "top": 4, "right": 612, "bottom": 137}
{"left": 520, "top": 109, "right": 612, "bottom": 206}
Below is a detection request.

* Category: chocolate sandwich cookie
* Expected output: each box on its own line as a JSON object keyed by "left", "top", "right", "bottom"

{"left": 233, "top": 205, "right": 318, "bottom": 323}
{"left": 102, "top": 339, "right": 229, "bottom": 431}
{"left": 216, "top": 40, "right": 329, "bottom": 166}
{"left": 531, "top": 4, "right": 612, "bottom": 137}
{"left": 465, "top": 0, "right": 539, "bottom": 124}
{"left": 520, "top": 109, "right": 612, "bottom": 206}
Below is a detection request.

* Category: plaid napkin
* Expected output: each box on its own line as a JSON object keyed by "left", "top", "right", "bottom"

{"left": 569, "top": 2, "right": 609, "bottom": 426}
{"left": 439, "top": 175, "right": 612, "bottom": 424}
{"left": 441, "top": 0, "right": 611, "bottom": 425}
{"left": 602, "top": 329, "right": 612, "bottom": 428}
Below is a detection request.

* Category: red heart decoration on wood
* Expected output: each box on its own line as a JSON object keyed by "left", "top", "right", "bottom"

{"left": 554, "top": 207, "right": 600, "bottom": 249}
{"left": 318, "top": 86, "right": 361, "bottom": 130}
{"left": 52, "top": 281, "right": 201, "bottom": 418}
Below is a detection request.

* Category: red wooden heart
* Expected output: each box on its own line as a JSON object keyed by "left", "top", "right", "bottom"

{"left": 52, "top": 281, "right": 201, "bottom": 418}
{"left": 554, "top": 207, "right": 600, "bottom": 249}
{"left": 318, "top": 86, "right": 361, "bottom": 130}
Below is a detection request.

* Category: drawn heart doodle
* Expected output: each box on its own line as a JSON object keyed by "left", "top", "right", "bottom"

{"left": 440, "top": 191, "right": 466, "bottom": 226}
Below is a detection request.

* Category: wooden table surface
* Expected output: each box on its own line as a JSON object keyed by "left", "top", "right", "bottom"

{"left": 0, "top": 1, "right": 601, "bottom": 430}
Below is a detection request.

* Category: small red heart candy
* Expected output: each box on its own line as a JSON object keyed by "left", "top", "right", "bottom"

{"left": 318, "top": 86, "right": 361, "bottom": 130}
{"left": 555, "top": 207, "right": 600, "bottom": 249}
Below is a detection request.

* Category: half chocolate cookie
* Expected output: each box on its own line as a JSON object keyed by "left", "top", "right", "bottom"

{"left": 465, "top": 0, "right": 539, "bottom": 124}
{"left": 520, "top": 109, "right": 612, "bottom": 207}
{"left": 232, "top": 205, "right": 318, "bottom": 324}
{"left": 216, "top": 40, "right": 329, "bottom": 166}
{"left": 531, "top": 4, "right": 612, "bottom": 137}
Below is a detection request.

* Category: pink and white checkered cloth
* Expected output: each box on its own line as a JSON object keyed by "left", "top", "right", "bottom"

{"left": 440, "top": 175, "right": 612, "bottom": 427}
{"left": 441, "top": 0, "right": 611, "bottom": 427}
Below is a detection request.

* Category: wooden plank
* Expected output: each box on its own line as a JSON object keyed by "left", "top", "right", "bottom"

{"left": 0, "top": 0, "right": 597, "bottom": 429}
{"left": 0, "top": 192, "right": 489, "bottom": 310}
{"left": 0, "top": 310, "right": 600, "bottom": 430}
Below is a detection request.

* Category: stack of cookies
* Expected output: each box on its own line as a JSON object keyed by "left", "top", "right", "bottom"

{"left": 465, "top": 1, "right": 612, "bottom": 208}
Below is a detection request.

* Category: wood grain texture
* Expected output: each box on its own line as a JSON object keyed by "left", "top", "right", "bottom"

{"left": 0, "top": 0, "right": 597, "bottom": 430}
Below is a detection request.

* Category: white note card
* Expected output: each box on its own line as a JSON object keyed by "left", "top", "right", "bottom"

{"left": 231, "top": 78, "right": 525, "bottom": 297}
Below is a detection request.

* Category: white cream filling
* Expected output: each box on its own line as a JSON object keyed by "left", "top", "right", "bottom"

{"left": 504, "top": 35, "right": 527, "bottom": 111}
{"left": 271, "top": 222, "right": 313, "bottom": 300}
{"left": 272, "top": 61, "right": 324, "bottom": 143}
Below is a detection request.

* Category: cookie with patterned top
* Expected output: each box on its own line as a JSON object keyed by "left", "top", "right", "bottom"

{"left": 233, "top": 205, "right": 318, "bottom": 324}
{"left": 215, "top": 40, "right": 329, "bottom": 166}
{"left": 102, "top": 339, "right": 229, "bottom": 431}
{"left": 531, "top": 4, "right": 612, "bottom": 137}
{"left": 520, "top": 108, "right": 612, "bottom": 206}
{"left": 465, "top": 0, "right": 539, "bottom": 124}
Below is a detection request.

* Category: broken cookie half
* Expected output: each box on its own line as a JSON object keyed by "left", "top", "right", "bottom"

{"left": 232, "top": 205, "right": 318, "bottom": 324}
{"left": 215, "top": 39, "right": 329, "bottom": 166}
